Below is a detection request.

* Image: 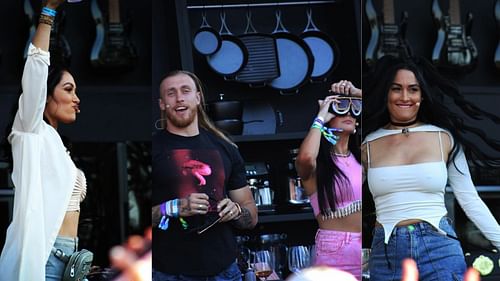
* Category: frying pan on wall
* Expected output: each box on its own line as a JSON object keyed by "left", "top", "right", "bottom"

{"left": 300, "top": 8, "right": 340, "bottom": 82}
{"left": 193, "top": 10, "right": 222, "bottom": 56}
{"left": 206, "top": 11, "right": 248, "bottom": 80}
{"left": 269, "top": 10, "right": 314, "bottom": 95}
{"left": 235, "top": 9, "right": 280, "bottom": 87}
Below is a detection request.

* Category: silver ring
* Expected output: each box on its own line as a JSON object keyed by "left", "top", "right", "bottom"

{"left": 199, "top": 204, "right": 203, "bottom": 209}
{"left": 229, "top": 211, "right": 233, "bottom": 215}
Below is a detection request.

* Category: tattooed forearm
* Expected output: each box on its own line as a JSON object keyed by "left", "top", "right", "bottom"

{"left": 232, "top": 207, "right": 254, "bottom": 229}
{"left": 152, "top": 205, "right": 162, "bottom": 227}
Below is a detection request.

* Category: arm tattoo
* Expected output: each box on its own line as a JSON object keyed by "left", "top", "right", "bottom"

{"left": 232, "top": 207, "right": 253, "bottom": 229}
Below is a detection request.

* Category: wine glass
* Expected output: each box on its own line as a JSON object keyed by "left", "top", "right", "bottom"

{"left": 252, "top": 250, "right": 273, "bottom": 281}
{"left": 362, "top": 248, "right": 371, "bottom": 280}
{"left": 287, "top": 245, "right": 310, "bottom": 273}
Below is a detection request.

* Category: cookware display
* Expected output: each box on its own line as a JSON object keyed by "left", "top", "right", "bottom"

{"left": 193, "top": 6, "right": 339, "bottom": 94}
{"left": 206, "top": 11, "right": 248, "bottom": 79}
{"left": 193, "top": 10, "right": 222, "bottom": 55}
{"left": 300, "top": 8, "right": 340, "bottom": 82}
{"left": 235, "top": 9, "right": 280, "bottom": 87}
{"left": 269, "top": 9, "right": 314, "bottom": 95}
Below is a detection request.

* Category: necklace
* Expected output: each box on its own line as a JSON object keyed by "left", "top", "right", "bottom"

{"left": 331, "top": 149, "right": 351, "bottom": 167}
{"left": 389, "top": 119, "right": 418, "bottom": 136}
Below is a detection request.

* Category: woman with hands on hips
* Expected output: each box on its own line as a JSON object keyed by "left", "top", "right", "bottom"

{"left": 295, "top": 80, "right": 362, "bottom": 280}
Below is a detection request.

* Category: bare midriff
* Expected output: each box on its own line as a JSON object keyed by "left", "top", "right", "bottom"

{"left": 375, "top": 218, "right": 424, "bottom": 228}
{"left": 317, "top": 211, "right": 361, "bottom": 232}
{"left": 58, "top": 211, "right": 80, "bottom": 237}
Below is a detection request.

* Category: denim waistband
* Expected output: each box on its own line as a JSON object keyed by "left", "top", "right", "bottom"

{"left": 53, "top": 236, "right": 78, "bottom": 252}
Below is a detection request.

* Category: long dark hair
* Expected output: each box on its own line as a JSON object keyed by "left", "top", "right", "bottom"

{"left": 159, "top": 70, "right": 237, "bottom": 147}
{"left": 1, "top": 65, "right": 72, "bottom": 167}
{"left": 316, "top": 123, "right": 361, "bottom": 215}
{"left": 363, "top": 55, "right": 500, "bottom": 167}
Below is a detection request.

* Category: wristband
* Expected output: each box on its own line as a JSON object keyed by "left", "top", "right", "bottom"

{"left": 41, "top": 7, "right": 57, "bottom": 17}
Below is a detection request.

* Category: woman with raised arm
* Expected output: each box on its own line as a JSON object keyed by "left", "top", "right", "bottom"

{"left": 296, "top": 81, "right": 362, "bottom": 280}
{"left": 0, "top": 1, "right": 89, "bottom": 280}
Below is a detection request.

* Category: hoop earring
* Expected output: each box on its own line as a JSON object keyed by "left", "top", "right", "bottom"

{"left": 154, "top": 118, "right": 167, "bottom": 130}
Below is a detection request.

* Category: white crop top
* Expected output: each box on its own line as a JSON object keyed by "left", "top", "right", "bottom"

{"left": 67, "top": 168, "right": 87, "bottom": 212}
{"left": 363, "top": 124, "right": 500, "bottom": 249}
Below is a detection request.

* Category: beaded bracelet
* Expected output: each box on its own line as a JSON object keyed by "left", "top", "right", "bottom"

{"left": 39, "top": 14, "right": 54, "bottom": 26}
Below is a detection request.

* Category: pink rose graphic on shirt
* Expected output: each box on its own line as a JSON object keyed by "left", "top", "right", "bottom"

{"left": 181, "top": 159, "right": 212, "bottom": 186}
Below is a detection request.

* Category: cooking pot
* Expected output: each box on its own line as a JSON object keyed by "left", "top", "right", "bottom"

{"left": 208, "top": 94, "right": 243, "bottom": 121}
{"left": 214, "top": 119, "right": 243, "bottom": 135}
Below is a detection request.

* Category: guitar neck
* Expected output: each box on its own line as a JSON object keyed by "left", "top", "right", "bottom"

{"left": 383, "top": 0, "right": 395, "bottom": 24}
{"left": 108, "top": 0, "right": 121, "bottom": 23}
{"left": 449, "top": 0, "right": 461, "bottom": 25}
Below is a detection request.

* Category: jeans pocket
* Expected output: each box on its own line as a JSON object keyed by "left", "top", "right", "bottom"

{"left": 317, "top": 238, "right": 345, "bottom": 255}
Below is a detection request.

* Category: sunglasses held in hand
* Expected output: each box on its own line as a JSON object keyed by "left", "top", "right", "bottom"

{"left": 328, "top": 96, "right": 362, "bottom": 116}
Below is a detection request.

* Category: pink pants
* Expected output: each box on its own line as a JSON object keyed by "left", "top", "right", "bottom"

{"left": 314, "top": 229, "right": 361, "bottom": 281}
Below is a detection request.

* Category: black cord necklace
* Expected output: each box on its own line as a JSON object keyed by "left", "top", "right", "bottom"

{"left": 390, "top": 119, "right": 418, "bottom": 135}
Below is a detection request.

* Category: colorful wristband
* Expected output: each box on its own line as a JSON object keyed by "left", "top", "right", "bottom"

{"left": 41, "top": 7, "right": 57, "bottom": 17}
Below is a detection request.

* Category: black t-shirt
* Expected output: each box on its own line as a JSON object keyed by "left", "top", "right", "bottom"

{"left": 152, "top": 129, "right": 247, "bottom": 276}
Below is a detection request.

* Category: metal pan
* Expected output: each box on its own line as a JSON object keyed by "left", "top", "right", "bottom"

{"left": 193, "top": 11, "right": 222, "bottom": 56}
{"left": 236, "top": 9, "right": 280, "bottom": 87}
{"left": 206, "top": 11, "right": 248, "bottom": 80}
{"left": 300, "top": 8, "right": 340, "bottom": 82}
{"left": 269, "top": 10, "right": 314, "bottom": 95}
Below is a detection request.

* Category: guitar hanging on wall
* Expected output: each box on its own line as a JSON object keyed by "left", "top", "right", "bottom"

{"left": 23, "top": 0, "right": 72, "bottom": 66}
{"left": 431, "top": 0, "right": 478, "bottom": 73}
{"left": 365, "top": 0, "right": 412, "bottom": 67}
{"left": 90, "top": 0, "right": 137, "bottom": 71}
{"left": 495, "top": 0, "right": 500, "bottom": 69}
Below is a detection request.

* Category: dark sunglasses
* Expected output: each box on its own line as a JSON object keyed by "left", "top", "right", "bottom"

{"left": 328, "top": 96, "right": 362, "bottom": 116}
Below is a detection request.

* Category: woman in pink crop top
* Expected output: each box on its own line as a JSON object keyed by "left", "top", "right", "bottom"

{"left": 362, "top": 55, "right": 500, "bottom": 281}
{"left": 296, "top": 81, "right": 362, "bottom": 280}
{"left": 0, "top": 1, "right": 90, "bottom": 280}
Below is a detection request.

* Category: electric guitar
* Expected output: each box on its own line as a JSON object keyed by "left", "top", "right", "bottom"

{"left": 23, "top": 0, "right": 36, "bottom": 59}
{"left": 365, "top": 0, "right": 412, "bottom": 67}
{"left": 431, "top": 0, "right": 478, "bottom": 72}
{"left": 90, "top": 0, "right": 137, "bottom": 70}
{"left": 495, "top": 0, "right": 500, "bottom": 69}
{"left": 23, "top": 0, "right": 71, "bottom": 65}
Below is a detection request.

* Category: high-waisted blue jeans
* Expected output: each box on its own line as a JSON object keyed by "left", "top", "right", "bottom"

{"left": 45, "top": 236, "right": 78, "bottom": 281}
{"left": 369, "top": 217, "right": 466, "bottom": 281}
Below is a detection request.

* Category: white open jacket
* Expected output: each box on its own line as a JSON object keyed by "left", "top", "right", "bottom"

{"left": 0, "top": 44, "right": 76, "bottom": 280}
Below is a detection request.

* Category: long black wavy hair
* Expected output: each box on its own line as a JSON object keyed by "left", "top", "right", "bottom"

{"left": 363, "top": 55, "right": 500, "bottom": 167}
{"left": 1, "top": 65, "right": 72, "bottom": 168}
{"left": 316, "top": 120, "right": 361, "bottom": 215}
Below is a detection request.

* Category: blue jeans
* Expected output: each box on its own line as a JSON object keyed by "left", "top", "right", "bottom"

{"left": 369, "top": 217, "right": 466, "bottom": 281}
{"left": 153, "top": 261, "right": 242, "bottom": 281}
{"left": 46, "top": 236, "right": 78, "bottom": 281}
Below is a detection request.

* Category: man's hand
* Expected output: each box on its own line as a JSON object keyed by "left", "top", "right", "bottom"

{"left": 179, "top": 193, "right": 210, "bottom": 217}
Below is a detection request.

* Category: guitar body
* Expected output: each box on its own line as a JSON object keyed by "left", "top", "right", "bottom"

{"left": 365, "top": 0, "right": 412, "bottom": 67}
{"left": 431, "top": 0, "right": 478, "bottom": 72}
{"left": 23, "top": 0, "right": 36, "bottom": 59}
{"left": 90, "top": 0, "right": 137, "bottom": 71}
{"left": 365, "top": 0, "right": 380, "bottom": 66}
{"left": 50, "top": 10, "right": 72, "bottom": 66}
{"left": 24, "top": 0, "right": 71, "bottom": 65}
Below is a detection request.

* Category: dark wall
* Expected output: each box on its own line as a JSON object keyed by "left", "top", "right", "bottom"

{"left": 362, "top": 0, "right": 500, "bottom": 155}
{"left": 0, "top": 0, "right": 151, "bottom": 142}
